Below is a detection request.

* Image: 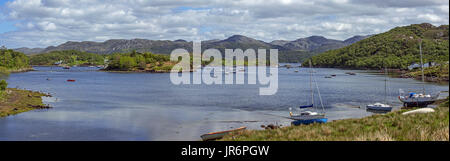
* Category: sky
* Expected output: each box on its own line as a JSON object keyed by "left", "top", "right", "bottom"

{"left": 0, "top": 0, "right": 448, "bottom": 48}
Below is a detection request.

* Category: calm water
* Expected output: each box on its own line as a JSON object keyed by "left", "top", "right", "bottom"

{"left": 0, "top": 66, "right": 448, "bottom": 140}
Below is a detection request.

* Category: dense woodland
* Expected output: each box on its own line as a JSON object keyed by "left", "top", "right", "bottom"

{"left": 0, "top": 49, "right": 30, "bottom": 73}
{"left": 29, "top": 50, "right": 105, "bottom": 66}
{"left": 304, "top": 23, "right": 449, "bottom": 69}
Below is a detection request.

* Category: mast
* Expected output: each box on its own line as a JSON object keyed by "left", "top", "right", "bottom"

{"left": 384, "top": 47, "right": 388, "bottom": 104}
{"left": 384, "top": 65, "right": 387, "bottom": 104}
{"left": 309, "top": 60, "right": 314, "bottom": 106}
{"left": 419, "top": 39, "right": 425, "bottom": 94}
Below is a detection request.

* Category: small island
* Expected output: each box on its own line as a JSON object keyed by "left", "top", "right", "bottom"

{"left": 104, "top": 50, "right": 177, "bottom": 73}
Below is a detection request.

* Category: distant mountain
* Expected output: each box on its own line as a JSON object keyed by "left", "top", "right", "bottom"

{"left": 306, "top": 23, "right": 449, "bottom": 69}
{"left": 270, "top": 40, "right": 290, "bottom": 46}
{"left": 202, "top": 35, "right": 279, "bottom": 54}
{"left": 343, "top": 35, "right": 372, "bottom": 45}
{"left": 41, "top": 39, "right": 194, "bottom": 55}
{"left": 14, "top": 34, "right": 369, "bottom": 62}
{"left": 13, "top": 47, "right": 44, "bottom": 55}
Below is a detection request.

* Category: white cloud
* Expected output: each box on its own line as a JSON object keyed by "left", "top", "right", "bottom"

{"left": 417, "top": 13, "right": 444, "bottom": 22}
{"left": 0, "top": 0, "right": 448, "bottom": 48}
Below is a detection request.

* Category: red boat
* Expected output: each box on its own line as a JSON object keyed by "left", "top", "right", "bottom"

{"left": 67, "top": 79, "right": 76, "bottom": 82}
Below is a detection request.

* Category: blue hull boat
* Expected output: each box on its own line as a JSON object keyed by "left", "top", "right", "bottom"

{"left": 291, "top": 118, "right": 328, "bottom": 125}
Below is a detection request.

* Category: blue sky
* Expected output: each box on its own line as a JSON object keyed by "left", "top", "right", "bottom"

{"left": 0, "top": 0, "right": 16, "bottom": 34}
{"left": 0, "top": 0, "right": 448, "bottom": 48}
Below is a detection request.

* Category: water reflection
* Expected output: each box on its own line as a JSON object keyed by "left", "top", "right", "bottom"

{"left": 0, "top": 66, "right": 447, "bottom": 140}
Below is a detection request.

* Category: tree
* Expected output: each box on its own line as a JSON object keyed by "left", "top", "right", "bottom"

{"left": 0, "top": 80, "right": 7, "bottom": 91}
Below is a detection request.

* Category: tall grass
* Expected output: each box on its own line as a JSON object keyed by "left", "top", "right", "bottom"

{"left": 222, "top": 105, "right": 449, "bottom": 141}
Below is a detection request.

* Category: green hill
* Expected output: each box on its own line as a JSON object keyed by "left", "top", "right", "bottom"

{"left": 305, "top": 23, "right": 449, "bottom": 69}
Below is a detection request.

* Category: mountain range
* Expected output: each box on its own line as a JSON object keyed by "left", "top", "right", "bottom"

{"left": 14, "top": 35, "right": 370, "bottom": 62}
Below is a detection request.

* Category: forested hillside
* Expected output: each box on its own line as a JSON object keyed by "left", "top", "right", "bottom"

{"left": 305, "top": 23, "right": 449, "bottom": 69}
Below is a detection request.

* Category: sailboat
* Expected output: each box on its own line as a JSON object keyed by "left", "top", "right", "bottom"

{"left": 398, "top": 39, "right": 440, "bottom": 107}
{"left": 289, "top": 60, "right": 327, "bottom": 125}
{"left": 367, "top": 50, "right": 392, "bottom": 112}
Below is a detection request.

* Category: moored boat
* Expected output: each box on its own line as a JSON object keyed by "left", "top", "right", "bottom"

{"left": 289, "top": 60, "right": 327, "bottom": 124}
{"left": 291, "top": 118, "right": 328, "bottom": 125}
{"left": 67, "top": 79, "right": 76, "bottom": 82}
{"left": 398, "top": 93, "right": 439, "bottom": 107}
{"left": 200, "top": 126, "right": 247, "bottom": 141}
{"left": 366, "top": 56, "right": 392, "bottom": 112}
{"left": 398, "top": 40, "right": 439, "bottom": 107}
{"left": 366, "top": 103, "right": 392, "bottom": 111}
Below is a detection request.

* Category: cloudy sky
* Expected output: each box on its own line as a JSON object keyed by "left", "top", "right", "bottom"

{"left": 0, "top": 0, "right": 448, "bottom": 48}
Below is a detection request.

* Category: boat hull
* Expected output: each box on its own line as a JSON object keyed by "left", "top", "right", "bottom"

{"left": 289, "top": 114, "right": 325, "bottom": 120}
{"left": 398, "top": 96, "right": 437, "bottom": 107}
{"left": 291, "top": 118, "right": 328, "bottom": 125}
{"left": 200, "top": 127, "right": 246, "bottom": 141}
{"left": 402, "top": 101, "right": 435, "bottom": 107}
{"left": 366, "top": 106, "right": 392, "bottom": 111}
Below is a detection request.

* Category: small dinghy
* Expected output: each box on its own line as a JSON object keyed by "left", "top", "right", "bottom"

{"left": 67, "top": 79, "right": 76, "bottom": 82}
{"left": 200, "top": 126, "right": 246, "bottom": 141}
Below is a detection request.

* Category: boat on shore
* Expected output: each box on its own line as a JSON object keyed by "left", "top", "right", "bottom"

{"left": 398, "top": 40, "right": 439, "bottom": 107}
{"left": 200, "top": 126, "right": 246, "bottom": 141}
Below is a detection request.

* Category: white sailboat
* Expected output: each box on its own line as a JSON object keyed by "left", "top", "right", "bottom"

{"left": 289, "top": 60, "right": 327, "bottom": 124}
{"left": 367, "top": 53, "right": 392, "bottom": 112}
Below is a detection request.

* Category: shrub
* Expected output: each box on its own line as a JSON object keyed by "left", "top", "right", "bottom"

{"left": 0, "top": 80, "right": 7, "bottom": 91}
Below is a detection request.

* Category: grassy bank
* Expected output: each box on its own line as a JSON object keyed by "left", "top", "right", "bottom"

{"left": 0, "top": 88, "right": 50, "bottom": 117}
{"left": 221, "top": 99, "right": 449, "bottom": 141}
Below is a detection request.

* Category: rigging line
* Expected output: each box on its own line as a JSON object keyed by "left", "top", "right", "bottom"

{"left": 253, "top": 111, "right": 292, "bottom": 120}
{"left": 312, "top": 69, "right": 325, "bottom": 113}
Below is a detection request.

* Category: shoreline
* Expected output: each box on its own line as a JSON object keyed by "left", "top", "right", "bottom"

{"left": 0, "top": 88, "right": 51, "bottom": 117}
{"left": 9, "top": 67, "right": 36, "bottom": 73}
{"left": 28, "top": 65, "right": 449, "bottom": 84}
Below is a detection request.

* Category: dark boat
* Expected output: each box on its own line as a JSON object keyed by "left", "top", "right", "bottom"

{"left": 67, "top": 79, "right": 76, "bottom": 82}
{"left": 398, "top": 40, "right": 439, "bottom": 107}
